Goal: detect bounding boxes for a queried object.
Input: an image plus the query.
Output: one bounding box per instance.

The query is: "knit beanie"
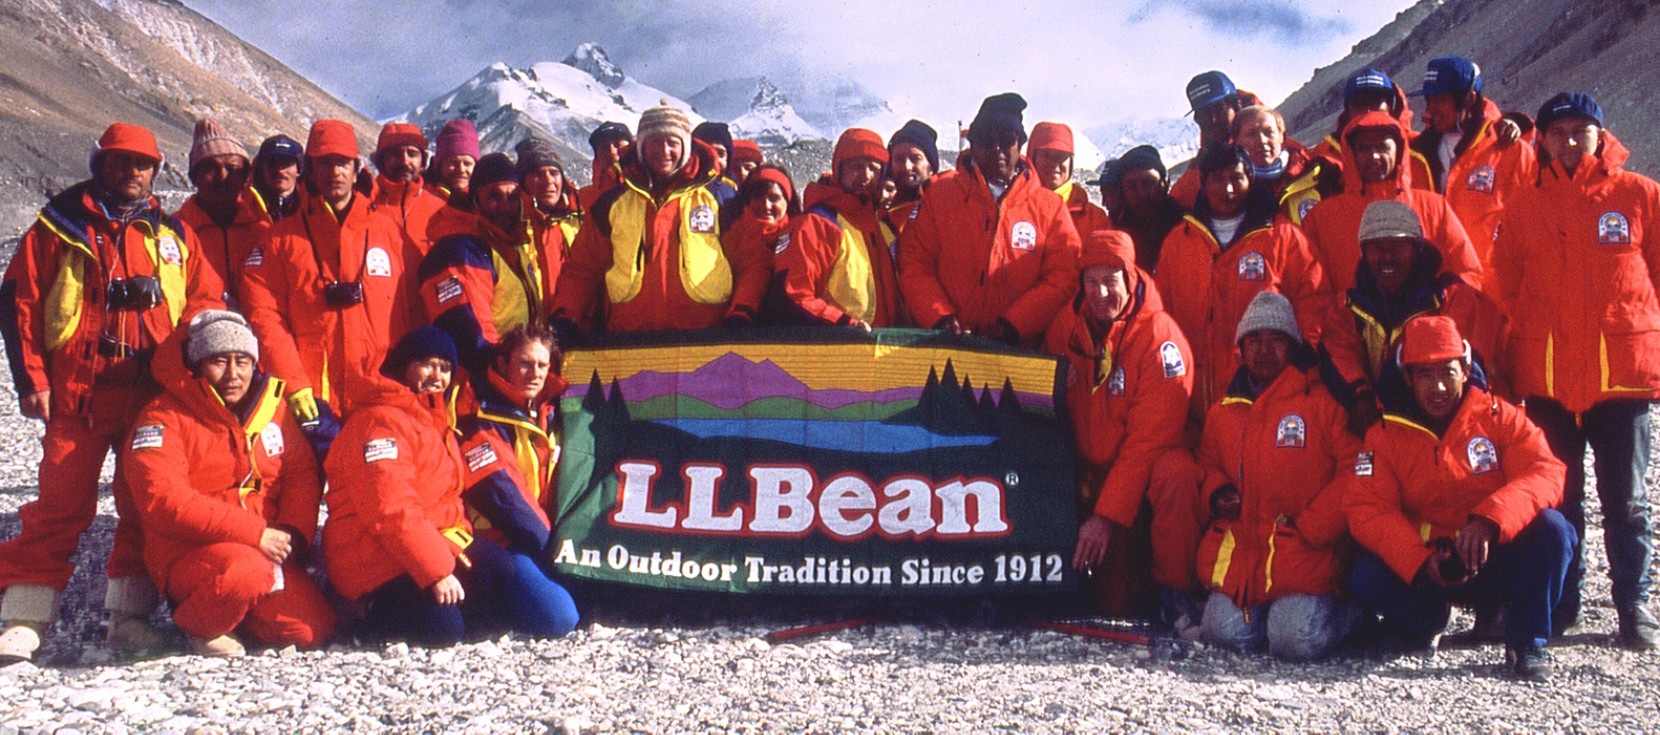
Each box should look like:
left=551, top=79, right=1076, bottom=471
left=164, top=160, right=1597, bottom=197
left=692, top=121, right=734, bottom=156
left=968, top=93, right=1027, bottom=145
left=185, top=310, right=259, bottom=365
left=889, top=119, right=940, bottom=172
left=832, top=128, right=889, bottom=173
left=589, top=121, right=633, bottom=153
left=637, top=104, right=693, bottom=166
left=471, top=152, right=518, bottom=191
left=1235, top=291, right=1301, bottom=346
left=1357, top=200, right=1424, bottom=242
left=375, top=122, right=428, bottom=159
left=380, top=326, right=459, bottom=379
left=1027, top=122, right=1074, bottom=156
left=434, top=119, right=480, bottom=162
left=731, top=139, right=763, bottom=167
left=1117, top=145, right=1167, bottom=181
left=306, top=120, right=359, bottom=160
left=515, top=138, right=564, bottom=179
left=188, top=119, right=248, bottom=174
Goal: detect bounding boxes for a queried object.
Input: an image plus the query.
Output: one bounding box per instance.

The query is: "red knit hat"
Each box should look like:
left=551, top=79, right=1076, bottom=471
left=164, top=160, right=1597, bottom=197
left=732, top=139, right=763, bottom=166
left=1079, top=229, right=1136, bottom=270
left=1027, top=122, right=1074, bottom=156
left=306, top=119, right=359, bottom=160
left=375, top=122, right=428, bottom=158
left=745, top=166, right=795, bottom=203
left=1400, top=316, right=1467, bottom=365
left=434, top=119, right=480, bottom=162
left=832, top=128, right=889, bottom=173
left=91, top=122, right=161, bottom=172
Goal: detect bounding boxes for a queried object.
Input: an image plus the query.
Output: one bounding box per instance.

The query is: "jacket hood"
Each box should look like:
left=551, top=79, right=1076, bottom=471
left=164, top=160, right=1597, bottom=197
left=802, top=177, right=880, bottom=231
left=1339, top=111, right=1412, bottom=196
left=1541, top=128, right=1630, bottom=182
left=475, top=366, right=570, bottom=418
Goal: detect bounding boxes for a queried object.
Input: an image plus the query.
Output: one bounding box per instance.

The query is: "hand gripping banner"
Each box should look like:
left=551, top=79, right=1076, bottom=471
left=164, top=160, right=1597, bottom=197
left=550, top=328, right=1078, bottom=595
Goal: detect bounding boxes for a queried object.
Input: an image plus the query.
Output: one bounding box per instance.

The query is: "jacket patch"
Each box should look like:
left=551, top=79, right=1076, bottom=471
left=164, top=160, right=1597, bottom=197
left=157, top=237, right=183, bottom=266
left=1238, top=251, right=1267, bottom=281
left=773, top=232, right=791, bottom=255
left=1599, top=212, right=1631, bottom=245
left=260, top=422, right=285, bottom=457
left=689, top=205, right=717, bottom=234
left=1276, top=414, right=1306, bottom=448
left=1296, top=197, right=1319, bottom=222
left=365, top=247, right=393, bottom=277
left=363, top=438, right=399, bottom=463
left=1465, top=165, right=1495, bottom=194
left=464, top=442, right=500, bottom=473
left=130, top=424, right=164, bottom=451
left=1106, top=365, right=1126, bottom=397
left=1159, top=341, right=1186, bottom=378
left=244, top=246, right=264, bottom=268
left=436, top=276, right=463, bottom=304
left=1467, top=437, right=1498, bottom=474
left=1010, top=221, right=1038, bottom=251
left=1355, top=450, right=1374, bottom=477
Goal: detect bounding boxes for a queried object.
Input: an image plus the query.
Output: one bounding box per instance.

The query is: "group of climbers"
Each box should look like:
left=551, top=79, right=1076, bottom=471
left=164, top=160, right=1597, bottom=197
left=0, top=54, right=1651, bottom=682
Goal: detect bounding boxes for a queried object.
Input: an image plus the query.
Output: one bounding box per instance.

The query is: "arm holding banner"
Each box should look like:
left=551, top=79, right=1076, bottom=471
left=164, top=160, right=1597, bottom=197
left=1092, top=313, right=1194, bottom=526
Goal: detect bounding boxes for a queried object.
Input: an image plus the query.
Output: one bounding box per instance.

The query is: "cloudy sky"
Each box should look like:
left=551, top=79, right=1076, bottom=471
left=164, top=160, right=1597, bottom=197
left=189, top=0, right=1418, bottom=127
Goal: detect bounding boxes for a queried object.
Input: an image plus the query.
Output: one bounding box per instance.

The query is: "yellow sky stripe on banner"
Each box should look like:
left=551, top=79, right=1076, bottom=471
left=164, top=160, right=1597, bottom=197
left=563, top=342, right=1061, bottom=394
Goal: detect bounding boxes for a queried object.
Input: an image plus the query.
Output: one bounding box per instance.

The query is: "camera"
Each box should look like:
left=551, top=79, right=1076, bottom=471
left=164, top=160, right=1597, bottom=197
left=105, top=276, right=163, bottom=312
left=322, top=280, right=365, bottom=308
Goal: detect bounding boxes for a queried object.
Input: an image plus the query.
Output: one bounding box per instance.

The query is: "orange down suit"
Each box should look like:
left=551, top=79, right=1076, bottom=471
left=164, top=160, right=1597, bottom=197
left=1411, top=98, right=1536, bottom=294
left=1197, top=365, right=1359, bottom=610
left=124, top=330, right=332, bottom=646
left=1495, top=131, right=1660, bottom=413
left=175, top=190, right=270, bottom=305
left=1343, top=387, right=1566, bottom=583
left=1302, top=112, right=1483, bottom=296
left=0, top=183, right=223, bottom=590
left=239, top=194, right=412, bottom=415
left=898, top=161, right=1081, bottom=346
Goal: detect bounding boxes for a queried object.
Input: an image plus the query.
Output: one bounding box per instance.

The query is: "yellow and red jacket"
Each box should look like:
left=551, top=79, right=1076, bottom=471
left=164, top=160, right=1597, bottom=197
left=1302, top=112, right=1483, bottom=296
left=323, top=378, right=468, bottom=599
left=1155, top=210, right=1331, bottom=413
left=124, top=326, right=321, bottom=589
left=898, top=159, right=1081, bottom=347
left=239, top=193, right=413, bottom=415
left=1495, top=130, right=1660, bottom=413
left=775, top=180, right=902, bottom=327
left=457, top=370, right=568, bottom=554
left=1062, top=268, right=1194, bottom=526
left=1411, top=99, right=1537, bottom=293
left=175, top=190, right=270, bottom=306
left=1196, top=363, right=1357, bottom=609
left=1343, top=386, right=1565, bottom=583
left=0, top=182, right=224, bottom=416
left=552, top=140, right=768, bottom=333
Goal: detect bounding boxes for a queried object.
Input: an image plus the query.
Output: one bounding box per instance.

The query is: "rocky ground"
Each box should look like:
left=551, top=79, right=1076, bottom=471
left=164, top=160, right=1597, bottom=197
left=0, top=353, right=1656, bottom=734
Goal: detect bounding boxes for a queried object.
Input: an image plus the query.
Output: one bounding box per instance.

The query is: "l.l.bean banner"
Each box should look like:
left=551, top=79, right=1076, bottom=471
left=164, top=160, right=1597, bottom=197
left=550, top=328, right=1078, bottom=595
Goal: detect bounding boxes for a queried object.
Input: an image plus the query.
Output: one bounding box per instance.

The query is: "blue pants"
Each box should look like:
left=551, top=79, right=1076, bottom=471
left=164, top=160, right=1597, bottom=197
left=1526, top=397, right=1654, bottom=614
left=1201, top=592, right=1357, bottom=660
left=1348, top=509, right=1577, bottom=650
left=365, top=537, right=579, bottom=646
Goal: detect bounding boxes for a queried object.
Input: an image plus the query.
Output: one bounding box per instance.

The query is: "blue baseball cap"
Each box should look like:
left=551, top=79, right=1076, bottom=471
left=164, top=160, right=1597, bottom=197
left=1345, top=68, right=1394, bottom=100
left=1185, top=71, right=1237, bottom=114
left=1536, top=92, right=1604, bottom=130
left=1414, top=56, right=1482, bottom=97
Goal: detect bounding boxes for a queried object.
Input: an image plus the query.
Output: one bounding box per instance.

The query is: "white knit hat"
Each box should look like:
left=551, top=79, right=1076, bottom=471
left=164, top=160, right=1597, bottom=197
left=1235, top=291, right=1302, bottom=346
left=1358, top=200, right=1424, bottom=242
left=185, top=310, right=259, bottom=365
left=637, top=102, right=692, bottom=169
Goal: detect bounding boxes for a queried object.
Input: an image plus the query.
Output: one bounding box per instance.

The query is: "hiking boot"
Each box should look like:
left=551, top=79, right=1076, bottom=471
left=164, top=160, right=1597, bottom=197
left=1617, top=605, right=1659, bottom=651
left=1506, top=645, right=1552, bottom=682
left=1553, top=605, right=1584, bottom=638
left=1469, top=602, right=1505, bottom=643
left=185, top=634, right=246, bottom=657
left=106, top=614, right=167, bottom=654
left=0, top=624, right=42, bottom=663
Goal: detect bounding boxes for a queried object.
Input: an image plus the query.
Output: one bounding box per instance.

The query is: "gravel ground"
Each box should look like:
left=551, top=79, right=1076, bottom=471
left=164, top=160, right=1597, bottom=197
left=0, top=353, right=1657, bottom=734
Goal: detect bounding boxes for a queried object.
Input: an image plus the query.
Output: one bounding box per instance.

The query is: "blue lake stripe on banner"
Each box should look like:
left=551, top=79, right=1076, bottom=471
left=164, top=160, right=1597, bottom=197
left=648, top=418, right=1000, bottom=452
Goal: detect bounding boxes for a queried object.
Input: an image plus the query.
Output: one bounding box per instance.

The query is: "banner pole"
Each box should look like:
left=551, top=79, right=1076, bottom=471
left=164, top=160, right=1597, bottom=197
left=765, top=617, right=880, bottom=644
left=1024, top=620, right=1151, bottom=646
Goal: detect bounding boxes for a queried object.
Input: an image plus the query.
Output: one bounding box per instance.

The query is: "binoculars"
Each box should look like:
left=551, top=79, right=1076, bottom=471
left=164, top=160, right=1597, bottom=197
left=104, top=276, right=163, bottom=312
left=323, top=280, right=365, bottom=308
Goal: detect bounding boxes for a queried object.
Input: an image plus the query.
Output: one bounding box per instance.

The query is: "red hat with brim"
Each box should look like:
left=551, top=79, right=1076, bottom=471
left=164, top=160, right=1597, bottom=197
left=307, top=119, right=359, bottom=160
left=1080, top=229, right=1136, bottom=271
left=832, top=128, right=889, bottom=173
left=92, top=122, right=162, bottom=171
left=1400, top=315, right=1467, bottom=365
left=1027, top=121, right=1074, bottom=156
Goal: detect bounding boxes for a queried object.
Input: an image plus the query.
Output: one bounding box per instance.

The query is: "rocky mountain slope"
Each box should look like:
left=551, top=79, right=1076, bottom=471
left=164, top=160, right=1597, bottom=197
left=1278, top=0, right=1660, bottom=173
left=0, top=0, right=377, bottom=232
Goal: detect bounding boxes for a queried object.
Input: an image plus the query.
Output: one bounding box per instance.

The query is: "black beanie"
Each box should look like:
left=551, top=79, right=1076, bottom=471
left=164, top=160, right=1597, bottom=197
left=588, top=121, right=633, bottom=153
left=692, top=122, right=734, bottom=154
left=968, top=93, right=1027, bottom=145
left=381, top=326, right=459, bottom=380
left=888, top=119, right=940, bottom=172
left=515, top=138, right=564, bottom=179
left=1117, top=144, right=1167, bottom=181
left=471, top=152, right=517, bottom=191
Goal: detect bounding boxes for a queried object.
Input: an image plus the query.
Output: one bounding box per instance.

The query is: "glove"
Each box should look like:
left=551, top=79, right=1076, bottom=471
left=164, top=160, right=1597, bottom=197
left=722, top=312, right=753, bottom=330
left=288, top=388, right=320, bottom=422
left=551, top=315, right=582, bottom=346
left=984, top=318, right=1022, bottom=346
left=933, top=315, right=963, bottom=336
left=1208, top=483, right=1242, bottom=522
left=298, top=398, right=343, bottom=460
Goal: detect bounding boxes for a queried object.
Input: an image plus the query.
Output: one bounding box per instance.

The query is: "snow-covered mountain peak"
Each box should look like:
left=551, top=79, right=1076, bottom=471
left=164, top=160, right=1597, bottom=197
left=562, top=42, right=625, bottom=87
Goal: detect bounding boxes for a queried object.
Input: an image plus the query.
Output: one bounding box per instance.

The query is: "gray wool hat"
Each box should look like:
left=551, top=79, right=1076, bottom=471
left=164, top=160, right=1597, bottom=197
left=1358, top=199, right=1424, bottom=242
left=186, top=310, right=259, bottom=365
left=1235, top=291, right=1302, bottom=346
